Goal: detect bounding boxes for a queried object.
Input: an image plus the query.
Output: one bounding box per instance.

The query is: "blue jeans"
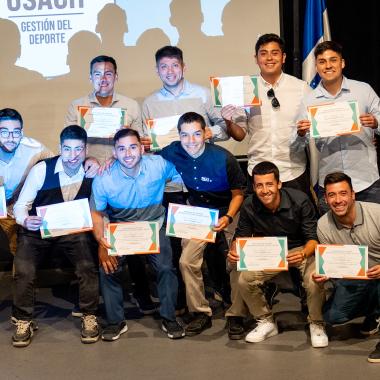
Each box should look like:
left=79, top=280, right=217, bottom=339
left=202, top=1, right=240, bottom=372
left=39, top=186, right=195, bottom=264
left=323, top=279, right=380, bottom=324
left=100, top=227, right=178, bottom=324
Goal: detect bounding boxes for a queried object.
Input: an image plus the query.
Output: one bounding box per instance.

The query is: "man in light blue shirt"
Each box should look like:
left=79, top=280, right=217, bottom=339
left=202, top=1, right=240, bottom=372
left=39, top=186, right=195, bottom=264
left=293, top=41, right=380, bottom=214
left=91, top=128, right=185, bottom=340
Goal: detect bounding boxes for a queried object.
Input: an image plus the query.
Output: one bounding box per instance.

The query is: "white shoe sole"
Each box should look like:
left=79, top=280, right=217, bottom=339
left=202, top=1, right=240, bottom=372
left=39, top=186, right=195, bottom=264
left=245, top=328, right=278, bottom=343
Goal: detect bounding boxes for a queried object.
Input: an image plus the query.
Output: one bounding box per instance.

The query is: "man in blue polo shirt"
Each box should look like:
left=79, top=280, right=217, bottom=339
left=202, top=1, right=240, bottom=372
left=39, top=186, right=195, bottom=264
left=91, top=128, right=184, bottom=340
left=160, top=112, right=246, bottom=336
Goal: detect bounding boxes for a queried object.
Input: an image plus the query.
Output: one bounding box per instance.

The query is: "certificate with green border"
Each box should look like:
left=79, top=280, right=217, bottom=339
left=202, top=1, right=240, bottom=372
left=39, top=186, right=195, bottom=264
left=107, top=221, right=160, bottom=256
left=237, top=237, right=288, bottom=272
left=147, top=114, right=180, bottom=151
left=315, top=244, right=368, bottom=279
left=0, top=186, right=6, bottom=219
left=166, top=203, right=218, bottom=242
left=77, top=106, right=126, bottom=138
left=210, top=75, right=260, bottom=107
left=308, top=100, right=361, bottom=138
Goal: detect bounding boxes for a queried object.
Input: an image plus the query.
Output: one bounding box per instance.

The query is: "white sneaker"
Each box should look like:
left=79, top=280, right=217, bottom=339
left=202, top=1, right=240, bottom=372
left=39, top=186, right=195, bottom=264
left=309, top=322, right=328, bottom=348
left=245, top=318, right=278, bottom=343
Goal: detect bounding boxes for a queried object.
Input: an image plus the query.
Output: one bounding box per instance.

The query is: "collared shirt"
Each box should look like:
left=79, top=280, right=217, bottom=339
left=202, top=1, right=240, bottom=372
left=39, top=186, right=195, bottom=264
left=91, top=155, right=182, bottom=223
left=317, top=201, right=380, bottom=266
left=0, top=137, right=52, bottom=216
left=292, top=77, right=380, bottom=191
left=232, top=73, right=311, bottom=181
left=234, top=188, right=318, bottom=249
left=14, top=157, right=85, bottom=225
left=142, top=80, right=228, bottom=142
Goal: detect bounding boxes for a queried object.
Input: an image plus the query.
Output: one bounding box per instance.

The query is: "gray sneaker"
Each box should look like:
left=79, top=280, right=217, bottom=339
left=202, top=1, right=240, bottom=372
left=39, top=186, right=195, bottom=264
left=102, top=321, right=128, bottom=341
left=81, top=315, right=100, bottom=344
left=12, top=320, right=37, bottom=347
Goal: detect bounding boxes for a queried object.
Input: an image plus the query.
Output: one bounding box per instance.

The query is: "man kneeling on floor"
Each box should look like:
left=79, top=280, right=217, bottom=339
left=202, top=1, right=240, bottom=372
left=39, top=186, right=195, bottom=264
left=226, top=161, right=328, bottom=347
left=313, top=172, right=380, bottom=363
left=12, top=125, right=100, bottom=347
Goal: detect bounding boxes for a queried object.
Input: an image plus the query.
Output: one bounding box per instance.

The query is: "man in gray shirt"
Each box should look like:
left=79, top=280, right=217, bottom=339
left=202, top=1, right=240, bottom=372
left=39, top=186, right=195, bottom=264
left=315, top=172, right=380, bottom=363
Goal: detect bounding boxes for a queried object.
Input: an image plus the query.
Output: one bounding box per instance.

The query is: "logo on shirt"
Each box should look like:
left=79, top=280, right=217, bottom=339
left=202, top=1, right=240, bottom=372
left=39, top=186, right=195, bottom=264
left=201, top=177, right=212, bottom=183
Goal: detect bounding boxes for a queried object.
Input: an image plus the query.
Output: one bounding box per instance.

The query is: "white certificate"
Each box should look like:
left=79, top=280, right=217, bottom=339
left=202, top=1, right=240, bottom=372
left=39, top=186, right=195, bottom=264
left=36, top=198, right=93, bottom=239
left=0, top=186, right=6, bottom=218
left=210, top=75, right=260, bottom=107
left=237, top=237, right=288, bottom=272
left=77, top=106, right=126, bottom=138
left=107, top=221, right=160, bottom=256
left=315, top=244, right=368, bottom=279
left=308, top=100, right=361, bottom=138
left=147, top=115, right=180, bottom=150
left=166, top=203, right=219, bottom=242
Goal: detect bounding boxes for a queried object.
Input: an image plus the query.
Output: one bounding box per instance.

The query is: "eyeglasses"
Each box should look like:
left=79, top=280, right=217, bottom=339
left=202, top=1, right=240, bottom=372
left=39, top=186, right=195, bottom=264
left=267, top=88, right=280, bottom=109
left=0, top=128, right=22, bottom=138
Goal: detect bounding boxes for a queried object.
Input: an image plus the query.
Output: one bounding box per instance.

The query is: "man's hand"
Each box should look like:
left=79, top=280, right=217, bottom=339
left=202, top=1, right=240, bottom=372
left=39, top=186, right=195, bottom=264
left=84, top=157, right=100, bottom=178
left=204, top=127, right=213, bottom=140
left=286, top=250, right=305, bottom=266
left=227, top=241, right=239, bottom=264
left=312, top=273, right=329, bottom=284
left=360, top=113, right=378, bottom=129
left=367, top=264, right=380, bottom=279
left=98, top=237, right=119, bottom=274
left=141, top=136, right=152, bottom=152
left=296, top=119, right=311, bottom=137
left=213, top=215, right=230, bottom=232
left=221, top=105, right=238, bottom=122
left=98, top=157, right=116, bottom=175
left=23, top=216, right=43, bottom=231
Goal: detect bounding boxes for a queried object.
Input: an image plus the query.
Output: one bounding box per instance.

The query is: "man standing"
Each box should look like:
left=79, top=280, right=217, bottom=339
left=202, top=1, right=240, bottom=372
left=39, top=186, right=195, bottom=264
left=160, top=112, right=245, bottom=336
left=314, top=172, right=380, bottom=363
left=91, top=129, right=184, bottom=340
left=65, top=55, right=143, bottom=162
left=294, top=41, right=380, bottom=214
left=12, top=126, right=99, bottom=347
left=227, top=161, right=327, bottom=348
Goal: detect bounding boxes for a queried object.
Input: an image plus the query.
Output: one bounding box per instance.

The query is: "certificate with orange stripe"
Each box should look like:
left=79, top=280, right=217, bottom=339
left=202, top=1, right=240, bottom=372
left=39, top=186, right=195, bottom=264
left=237, top=237, right=288, bottom=272
left=0, top=186, right=6, bottom=218
left=166, top=203, right=218, bottom=242
left=315, top=244, right=368, bottom=279
left=147, top=114, right=181, bottom=151
left=107, top=221, right=160, bottom=256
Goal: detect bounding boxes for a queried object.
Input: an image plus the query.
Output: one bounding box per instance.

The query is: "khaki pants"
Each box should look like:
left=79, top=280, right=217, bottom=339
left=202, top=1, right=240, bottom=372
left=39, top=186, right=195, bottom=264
left=0, top=217, right=17, bottom=255
left=227, top=248, right=325, bottom=322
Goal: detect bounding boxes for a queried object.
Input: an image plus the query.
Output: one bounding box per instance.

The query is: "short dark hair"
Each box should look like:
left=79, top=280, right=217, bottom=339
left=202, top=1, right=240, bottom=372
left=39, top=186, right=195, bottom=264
left=60, top=125, right=87, bottom=145
left=0, top=108, right=23, bottom=128
left=252, top=161, right=280, bottom=183
left=177, top=112, right=206, bottom=132
left=90, top=55, right=117, bottom=73
left=314, top=41, right=343, bottom=59
left=255, top=33, right=285, bottom=55
left=324, top=172, right=353, bottom=191
left=113, top=128, right=141, bottom=145
left=155, top=45, right=183, bottom=65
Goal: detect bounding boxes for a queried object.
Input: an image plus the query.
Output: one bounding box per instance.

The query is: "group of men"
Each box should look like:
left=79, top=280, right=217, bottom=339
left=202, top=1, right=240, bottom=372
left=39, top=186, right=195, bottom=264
left=0, top=33, right=379, bottom=363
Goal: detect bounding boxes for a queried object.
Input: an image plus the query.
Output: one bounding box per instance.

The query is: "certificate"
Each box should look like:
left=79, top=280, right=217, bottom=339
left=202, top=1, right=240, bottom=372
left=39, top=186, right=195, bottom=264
left=237, top=237, right=288, bottom=272
left=166, top=203, right=219, bottom=242
left=147, top=114, right=181, bottom=150
left=36, top=198, right=93, bottom=239
left=315, top=244, right=368, bottom=279
left=210, top=75, right=260, bottom=107
left=308, top=100, right=361, bottom=138
left=77, top=106, right=126, bottom=138
left=107, top=221, right=160, bottom=256
left=0, top=186, right=6, bottom=218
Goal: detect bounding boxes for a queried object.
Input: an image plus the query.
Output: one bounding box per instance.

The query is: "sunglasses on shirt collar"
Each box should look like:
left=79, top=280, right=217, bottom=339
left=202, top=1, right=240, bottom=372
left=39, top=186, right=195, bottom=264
left=267, top=88, right=280, bottom=109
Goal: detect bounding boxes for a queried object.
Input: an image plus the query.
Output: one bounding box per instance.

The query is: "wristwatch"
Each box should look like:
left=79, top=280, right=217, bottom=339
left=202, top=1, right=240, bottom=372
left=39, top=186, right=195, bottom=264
left=225, top=214, right=234, bottom=224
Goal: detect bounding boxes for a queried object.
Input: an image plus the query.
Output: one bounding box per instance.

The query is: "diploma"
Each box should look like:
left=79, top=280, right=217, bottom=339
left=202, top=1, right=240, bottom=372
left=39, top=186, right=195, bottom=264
left=210, top=75, right=260, bottom=107
left=315, top=244, right=368, bottom=279
left=147, top=114, right=181, bottom=150
left=77, top=106, right=126, bottom=138
left=308, top=100, right=361, bottom=138
left=36, top=198, right=93, bottom=239
left=0, top=186, right=6, bottom=218
left=166, top=203, right=219, bottom=242
left=237, top=237, right=288, bottom=272
left=106, top=221, right=160, bottom=256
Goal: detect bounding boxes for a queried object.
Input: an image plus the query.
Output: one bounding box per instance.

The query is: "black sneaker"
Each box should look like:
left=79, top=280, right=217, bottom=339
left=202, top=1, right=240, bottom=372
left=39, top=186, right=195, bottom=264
left=185, top=313, right=212, bottom=337
left=368, top=342, right=380, bottom=363
left=226, top=316, right=245, bottom=340
left=360, top=316, right=380, bottom=336
left=12, top=320, right=37, bottom=347
left=161, top=318, right=185, bottom=339
left=81, top=315, right=100, bottom=343
left=72, top=305, right=83, bottom=318
left=101, top=321, right=128, bottom=341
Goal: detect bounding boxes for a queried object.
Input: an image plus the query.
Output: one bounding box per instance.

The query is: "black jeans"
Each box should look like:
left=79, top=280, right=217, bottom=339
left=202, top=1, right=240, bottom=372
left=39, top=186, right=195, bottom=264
left=12, top=228, right=99, bottom=320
